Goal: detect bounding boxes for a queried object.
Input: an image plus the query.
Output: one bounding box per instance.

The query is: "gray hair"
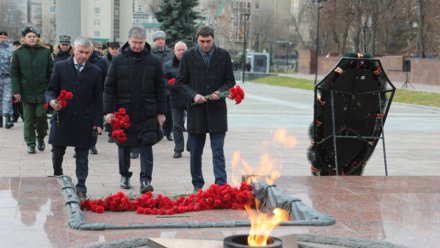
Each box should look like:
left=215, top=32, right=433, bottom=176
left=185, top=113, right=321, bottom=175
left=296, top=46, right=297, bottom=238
left=174, top=41, right=187, bottom=48
left=128, top=25, right=146, bottom=39
left=73, top=36, right=93, bottom=48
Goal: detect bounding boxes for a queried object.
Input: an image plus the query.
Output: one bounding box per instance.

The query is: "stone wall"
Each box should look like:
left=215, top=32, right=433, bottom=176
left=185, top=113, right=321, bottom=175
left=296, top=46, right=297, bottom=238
left=298, top=50, right=440, bottom=86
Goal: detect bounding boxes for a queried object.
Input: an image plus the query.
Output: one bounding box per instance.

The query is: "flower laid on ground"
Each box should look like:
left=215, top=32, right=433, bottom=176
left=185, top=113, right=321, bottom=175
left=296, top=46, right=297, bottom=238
left=110, top=107, right=131, bottom=143
left=52, top=90, right=74, bottom=126
left=80, top=182, right=254, bottom=215
left=194, top=85, right=245, bottom=105
left=168, top=78, right=176, bottom=86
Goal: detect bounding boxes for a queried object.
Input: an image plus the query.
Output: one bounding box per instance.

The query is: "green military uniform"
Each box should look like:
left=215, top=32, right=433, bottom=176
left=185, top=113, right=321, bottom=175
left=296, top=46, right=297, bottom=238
left=11, top=42, right=53, bottom=149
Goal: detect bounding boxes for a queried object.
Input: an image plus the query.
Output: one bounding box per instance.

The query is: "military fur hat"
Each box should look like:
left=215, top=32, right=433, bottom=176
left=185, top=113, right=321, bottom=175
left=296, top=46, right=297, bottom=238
left=0, top=31, right=7, bottom=36
left=152, top=31, right=166, bottom=41
left=21, top=26, right=39, bottom=37
left=59, top=35, right=71, bottom=44
left=107, top=41, right=120, bottom=48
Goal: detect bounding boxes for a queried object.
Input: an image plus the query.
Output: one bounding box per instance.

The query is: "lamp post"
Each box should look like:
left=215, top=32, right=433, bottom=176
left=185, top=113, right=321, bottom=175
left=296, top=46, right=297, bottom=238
left=312, top=0, right=326, bottom=85
left=242, top=12, right=250, bottom=83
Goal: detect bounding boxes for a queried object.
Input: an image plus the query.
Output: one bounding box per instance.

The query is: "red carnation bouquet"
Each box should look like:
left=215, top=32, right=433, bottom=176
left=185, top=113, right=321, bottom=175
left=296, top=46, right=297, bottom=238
left=228, top=85, right=245, bottom=104
left=194, top=85, right=245, bottom=105
left=110, top=107, right=131, bottom=143
left=50, top=90, right=74, bottom=126
left=80, top=182, right=254, bottom=215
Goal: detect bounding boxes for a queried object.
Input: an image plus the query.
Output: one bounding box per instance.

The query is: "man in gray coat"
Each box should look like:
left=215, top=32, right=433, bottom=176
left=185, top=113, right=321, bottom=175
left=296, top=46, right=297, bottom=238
left=176, top=26, right=236, bottom=193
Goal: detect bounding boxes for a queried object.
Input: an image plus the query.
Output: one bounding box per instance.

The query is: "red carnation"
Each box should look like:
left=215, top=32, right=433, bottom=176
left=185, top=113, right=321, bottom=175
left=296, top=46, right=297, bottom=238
left=168, top=78, right=176, bottom=86
left=110, top=108, right=131, bottom=143
left=52, top=89, right=74, bottom=127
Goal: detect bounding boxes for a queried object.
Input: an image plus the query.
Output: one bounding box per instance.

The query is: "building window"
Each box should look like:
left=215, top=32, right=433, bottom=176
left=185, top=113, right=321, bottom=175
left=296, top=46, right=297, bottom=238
left=94, top=31, right=100, bottom=37
left=94, top=8, right=100, bottom=14
left=94, top=19, right=100, bottom=26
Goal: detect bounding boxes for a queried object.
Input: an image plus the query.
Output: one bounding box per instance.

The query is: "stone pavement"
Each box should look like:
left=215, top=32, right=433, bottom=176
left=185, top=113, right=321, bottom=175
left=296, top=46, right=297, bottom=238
left=0, top=81, right=439, bottom=247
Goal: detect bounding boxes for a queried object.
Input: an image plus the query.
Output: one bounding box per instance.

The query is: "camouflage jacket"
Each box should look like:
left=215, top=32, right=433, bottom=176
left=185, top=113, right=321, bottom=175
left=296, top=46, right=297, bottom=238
left=0, top=42, right=12, bottom=76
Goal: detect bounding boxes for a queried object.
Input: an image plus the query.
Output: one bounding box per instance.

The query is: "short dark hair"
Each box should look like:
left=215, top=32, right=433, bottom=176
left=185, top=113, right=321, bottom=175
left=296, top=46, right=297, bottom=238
left=196, top=26, right=214, bottom=38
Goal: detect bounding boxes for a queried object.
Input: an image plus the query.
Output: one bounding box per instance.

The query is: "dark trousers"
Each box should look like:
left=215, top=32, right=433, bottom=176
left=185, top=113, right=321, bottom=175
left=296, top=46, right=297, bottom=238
left=12, top=101, right=23, bottom=121
left=163, top=95, right=173, bottom=136
left=89, top=134, right=97, bottom=149
left=189, top=132, right=226, bottom=188
left=118, top=145, right=153, bottom=183
left=52, top=145, right=89, bottom=193
left=171, top=107, right=186, bottom=152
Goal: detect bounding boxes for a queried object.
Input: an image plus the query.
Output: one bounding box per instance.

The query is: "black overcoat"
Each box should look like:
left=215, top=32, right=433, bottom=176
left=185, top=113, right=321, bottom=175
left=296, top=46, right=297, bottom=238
left=103, top=42, right=166, bottom=146
left=45, top=58, right=103, bottom=148
left=163, top=56, right=188, bottom=109
left=176, top=46, right=236, bottom=134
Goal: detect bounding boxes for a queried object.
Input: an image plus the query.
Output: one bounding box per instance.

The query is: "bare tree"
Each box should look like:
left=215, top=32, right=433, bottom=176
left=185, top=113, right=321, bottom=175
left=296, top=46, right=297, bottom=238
left=0, top=0, right=25, bottom=40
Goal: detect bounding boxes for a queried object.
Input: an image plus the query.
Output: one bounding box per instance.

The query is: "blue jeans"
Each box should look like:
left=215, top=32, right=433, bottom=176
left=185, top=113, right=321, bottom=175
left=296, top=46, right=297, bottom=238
left=118, top=145, right=153, bottom=183
left=189, top=132, right=226, bottom=188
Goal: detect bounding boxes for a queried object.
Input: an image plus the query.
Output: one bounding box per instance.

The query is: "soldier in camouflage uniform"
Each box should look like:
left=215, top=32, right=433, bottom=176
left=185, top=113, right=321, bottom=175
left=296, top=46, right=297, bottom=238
left=0, top=31, right=14, bottom=129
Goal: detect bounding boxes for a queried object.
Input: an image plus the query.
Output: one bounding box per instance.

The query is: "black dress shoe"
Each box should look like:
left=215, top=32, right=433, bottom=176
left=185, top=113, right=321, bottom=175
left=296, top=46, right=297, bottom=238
left=193, top=187, right=202, bottom=194
left=27, top=146, right=36, bottom=154
left=140, top=181, right=154, bottom=194
left=166, top=134, right=173, bottom=141
left=77, top=192, right=88, bottom=201
left=37, top=140, right=45, bottom=151
left=120, top=176, right=132, bottom=189
left=173, top=151, right=182, bottom=158
left=90, top=146, right=98, bottom=155
left=12, top=115, right=19, bottom=123
left=130, top=152, right=139, bottom=159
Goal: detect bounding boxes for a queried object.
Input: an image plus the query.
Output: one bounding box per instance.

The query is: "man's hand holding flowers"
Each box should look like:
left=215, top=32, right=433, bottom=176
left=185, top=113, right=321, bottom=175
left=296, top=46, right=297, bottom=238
left=49, top=99, right=63, bottom=111
left=193, top=94, right=208, bottom=104
left=193, top=85, right=244, bottom=105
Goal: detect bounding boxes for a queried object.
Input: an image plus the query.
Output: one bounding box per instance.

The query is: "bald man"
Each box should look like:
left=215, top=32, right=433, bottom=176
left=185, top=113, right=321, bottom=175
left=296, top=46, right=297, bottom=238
left=163, top=41, right=188, bottom=159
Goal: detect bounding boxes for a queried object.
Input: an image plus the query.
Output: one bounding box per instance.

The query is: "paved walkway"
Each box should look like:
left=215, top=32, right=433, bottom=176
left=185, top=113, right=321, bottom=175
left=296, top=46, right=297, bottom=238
left=0, top=81, right=439, bottom=247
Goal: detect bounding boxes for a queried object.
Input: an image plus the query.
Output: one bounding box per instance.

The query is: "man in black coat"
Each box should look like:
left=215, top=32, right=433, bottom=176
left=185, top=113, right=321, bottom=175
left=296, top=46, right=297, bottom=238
left=46, top=37, right=103, bottom=201
left=103, top=25, right=166, bottom=194
left=176, top=26, right=236, bottom=192
left=151, top=30, right=174, bottom=142
left=163, top=41, right=188, bottom=159
left=87, top=48, right=108, bottom=155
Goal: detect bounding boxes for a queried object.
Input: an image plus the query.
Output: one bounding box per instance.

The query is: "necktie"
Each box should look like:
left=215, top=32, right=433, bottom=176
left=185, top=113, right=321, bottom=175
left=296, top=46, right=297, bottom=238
left=75, top=64, right=83, bottom=75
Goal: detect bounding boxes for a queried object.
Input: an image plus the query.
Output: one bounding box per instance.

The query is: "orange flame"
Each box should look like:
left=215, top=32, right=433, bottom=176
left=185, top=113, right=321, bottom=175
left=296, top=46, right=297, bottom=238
left=231, top=151, right=280, bottom=186
left=273, top=128, right=298, bottom=148
left=231, top=129, right=297, bottom=187
left=245, top=202, right=290, bottom=246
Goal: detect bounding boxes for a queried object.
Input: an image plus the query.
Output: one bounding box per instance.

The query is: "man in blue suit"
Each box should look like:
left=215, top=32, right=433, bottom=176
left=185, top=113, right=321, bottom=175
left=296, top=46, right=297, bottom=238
left=46, top=36, right=103, bottom=200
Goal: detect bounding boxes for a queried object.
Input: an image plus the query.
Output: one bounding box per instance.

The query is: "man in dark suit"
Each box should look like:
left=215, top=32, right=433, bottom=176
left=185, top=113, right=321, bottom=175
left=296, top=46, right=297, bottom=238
left=176, top=26, right=236, bottom=193
left=103, top=25, right=166, bottom=194
left=46, top=36, right=103, bottom=201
